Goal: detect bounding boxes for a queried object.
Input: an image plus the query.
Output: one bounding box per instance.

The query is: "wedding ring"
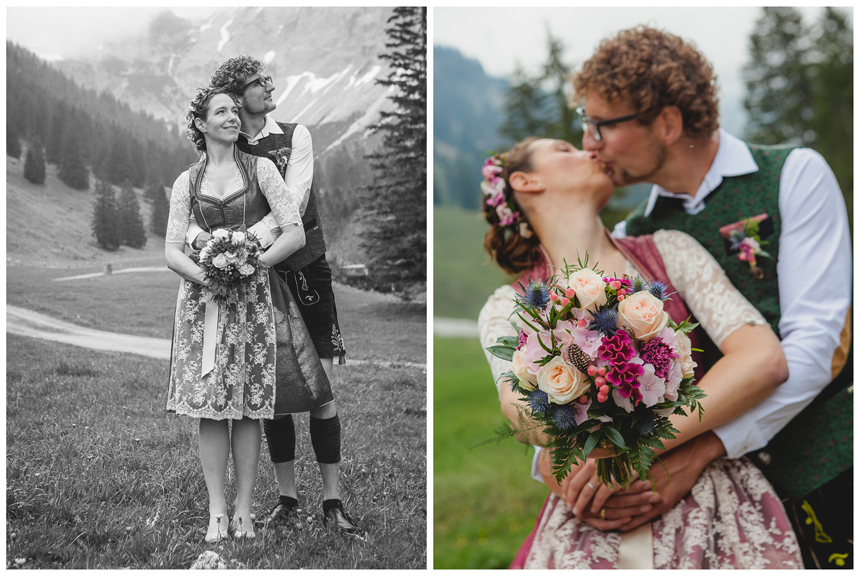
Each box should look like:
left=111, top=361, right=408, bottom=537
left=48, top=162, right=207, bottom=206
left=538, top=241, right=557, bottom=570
left=600, top=508, right=606, bottom=520
left=586, top=481, right=597, bottom=491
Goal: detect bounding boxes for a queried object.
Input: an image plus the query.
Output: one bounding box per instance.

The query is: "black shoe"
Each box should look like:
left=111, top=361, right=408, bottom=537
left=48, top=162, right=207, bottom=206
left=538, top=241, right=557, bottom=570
left=268, top=501, right=296, bottom=524
left=323, top=506, right=358, bottom=533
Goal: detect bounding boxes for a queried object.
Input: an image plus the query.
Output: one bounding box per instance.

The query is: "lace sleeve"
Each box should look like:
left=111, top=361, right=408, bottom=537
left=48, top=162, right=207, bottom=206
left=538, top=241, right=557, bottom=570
left=478, top=285, right=519, bottom=396
left=165, top=171, right=192, bottom=244
left=653, top=229, right=766, bottom=348
left=257, top=158, right=302, bottom=229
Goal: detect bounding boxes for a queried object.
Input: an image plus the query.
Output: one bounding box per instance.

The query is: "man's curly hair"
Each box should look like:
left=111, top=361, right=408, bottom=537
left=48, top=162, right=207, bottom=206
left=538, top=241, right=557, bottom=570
left=572, top=26, right=719, bottom=137
left=209, top=55, right=265, bottom=96
left=185, top=87, right=239, bottom=152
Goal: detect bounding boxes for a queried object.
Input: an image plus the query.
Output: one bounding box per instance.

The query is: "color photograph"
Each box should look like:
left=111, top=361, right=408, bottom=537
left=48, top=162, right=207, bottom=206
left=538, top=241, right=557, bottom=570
left=433, top=6, right=852, bottom=569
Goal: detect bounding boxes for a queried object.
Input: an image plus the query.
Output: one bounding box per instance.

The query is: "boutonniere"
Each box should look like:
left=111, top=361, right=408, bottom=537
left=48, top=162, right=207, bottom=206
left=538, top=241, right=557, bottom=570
left=268, top=147, right=292, bottom=176
left=719, top=213, right=773, bottom=280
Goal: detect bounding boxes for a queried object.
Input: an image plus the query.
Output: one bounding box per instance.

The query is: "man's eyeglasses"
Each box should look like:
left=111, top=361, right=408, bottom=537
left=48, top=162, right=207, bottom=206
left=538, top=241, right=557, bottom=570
left=242, top=75, right=273, bottom=92
left=576, top=106, right=638, bottom=142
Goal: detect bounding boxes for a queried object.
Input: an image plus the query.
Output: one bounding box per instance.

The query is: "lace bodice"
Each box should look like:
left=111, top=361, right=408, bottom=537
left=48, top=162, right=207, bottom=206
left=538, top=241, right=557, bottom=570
left=478, top=230, right=767, bottom=393
left=166, top=156, right=301, bottom=244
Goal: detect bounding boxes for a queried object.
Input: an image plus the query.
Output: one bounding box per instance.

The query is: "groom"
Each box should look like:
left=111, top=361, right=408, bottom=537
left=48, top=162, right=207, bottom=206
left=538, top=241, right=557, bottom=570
left=185, top=55, right=356, bottom=533
left=537, top=27, right=851, bottom=569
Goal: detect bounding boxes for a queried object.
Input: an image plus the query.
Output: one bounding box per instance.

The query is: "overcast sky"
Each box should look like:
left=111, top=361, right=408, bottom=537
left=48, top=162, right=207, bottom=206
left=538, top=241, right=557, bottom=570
left=435, top=7, right=848, bottom=135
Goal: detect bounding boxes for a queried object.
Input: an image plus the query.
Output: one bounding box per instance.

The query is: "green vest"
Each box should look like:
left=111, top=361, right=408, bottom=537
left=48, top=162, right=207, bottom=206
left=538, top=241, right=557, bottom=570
left=625, top=143, right=852, bottom=499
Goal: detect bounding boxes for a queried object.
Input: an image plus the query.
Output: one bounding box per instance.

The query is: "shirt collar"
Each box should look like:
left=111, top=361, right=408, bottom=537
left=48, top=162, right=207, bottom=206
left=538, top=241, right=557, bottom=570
left=240, top=115, right=283, bottom=145
left=644, top=129, right=759, bottom=216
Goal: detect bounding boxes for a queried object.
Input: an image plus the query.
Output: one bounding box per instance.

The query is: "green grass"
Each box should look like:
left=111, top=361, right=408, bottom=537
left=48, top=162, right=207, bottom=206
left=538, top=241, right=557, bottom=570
left=433, top=205, right=513, bottom=320
left=433, top=337, right=547, bottom=569
left=6, top=288, right=426, bottom=568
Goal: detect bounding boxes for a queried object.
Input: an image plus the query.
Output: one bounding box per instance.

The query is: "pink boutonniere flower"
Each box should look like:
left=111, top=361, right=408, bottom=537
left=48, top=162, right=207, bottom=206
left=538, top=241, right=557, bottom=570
left=268, top=147, right=292, bottom=176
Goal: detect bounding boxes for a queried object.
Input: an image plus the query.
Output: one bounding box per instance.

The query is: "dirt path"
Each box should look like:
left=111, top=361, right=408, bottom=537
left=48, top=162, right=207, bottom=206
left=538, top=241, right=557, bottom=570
left=7, top=305, right=426, bottom=369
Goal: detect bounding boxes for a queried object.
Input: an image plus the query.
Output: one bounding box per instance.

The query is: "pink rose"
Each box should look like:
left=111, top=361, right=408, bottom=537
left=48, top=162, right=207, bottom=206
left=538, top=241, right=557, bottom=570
left=537, top=356, right=590, bottom=404
left=618, top=291, right=669, bottom=342
left=566, top=268, right=607, bottom=311
left=511, top=348, right=538, bottom=390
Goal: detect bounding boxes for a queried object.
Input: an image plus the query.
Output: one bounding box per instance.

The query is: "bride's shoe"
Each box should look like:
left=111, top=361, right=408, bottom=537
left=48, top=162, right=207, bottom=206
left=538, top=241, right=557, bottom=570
left=230, top=515, right=256, bottom=540
left=204, top=513, right=229, bottom=543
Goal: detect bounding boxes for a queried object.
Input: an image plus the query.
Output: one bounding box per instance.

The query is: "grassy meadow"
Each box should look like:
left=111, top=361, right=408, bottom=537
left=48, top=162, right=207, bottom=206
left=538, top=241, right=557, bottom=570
left=6, top=268, right=426, bottom=569
left=433, top=337, right=547, bottom=569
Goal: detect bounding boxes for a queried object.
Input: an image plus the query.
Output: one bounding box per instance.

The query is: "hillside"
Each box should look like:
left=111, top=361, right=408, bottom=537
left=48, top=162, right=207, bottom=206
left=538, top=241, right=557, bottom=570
left=6, top=154, right=166, bottom=269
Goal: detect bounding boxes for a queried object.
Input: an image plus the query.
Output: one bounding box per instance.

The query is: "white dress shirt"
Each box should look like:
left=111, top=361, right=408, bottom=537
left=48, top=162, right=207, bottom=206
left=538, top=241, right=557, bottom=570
left=529, top=129, right=851, bottom=481
left=185, top=116, right=314, bottom=249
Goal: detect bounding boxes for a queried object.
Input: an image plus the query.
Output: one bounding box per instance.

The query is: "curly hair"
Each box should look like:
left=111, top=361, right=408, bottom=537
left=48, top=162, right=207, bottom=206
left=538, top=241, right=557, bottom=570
left=483, top=137, right=543, bottom=276
left=209, top=55, right=264, bottom=96
left=185, top=87, right=238, bottom=152
left=572, top=26, right=719, bottom=137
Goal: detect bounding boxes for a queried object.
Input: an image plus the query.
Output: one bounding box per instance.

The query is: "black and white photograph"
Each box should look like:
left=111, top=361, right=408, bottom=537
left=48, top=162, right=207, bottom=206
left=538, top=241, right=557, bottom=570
left=7, top=6, right=426, bottom=569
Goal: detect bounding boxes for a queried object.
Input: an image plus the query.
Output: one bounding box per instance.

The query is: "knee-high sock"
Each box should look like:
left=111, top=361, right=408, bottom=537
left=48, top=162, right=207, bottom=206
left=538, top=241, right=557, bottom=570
left=310, top=414, right=341, bottom=464
left=263, top=414, right=296, bottom=463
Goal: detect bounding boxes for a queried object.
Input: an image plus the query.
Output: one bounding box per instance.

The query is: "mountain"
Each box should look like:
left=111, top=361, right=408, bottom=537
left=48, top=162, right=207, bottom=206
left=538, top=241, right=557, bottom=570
left=433, top=45, right=509, bottom=210
left=54, top=8, right=397, bottom=159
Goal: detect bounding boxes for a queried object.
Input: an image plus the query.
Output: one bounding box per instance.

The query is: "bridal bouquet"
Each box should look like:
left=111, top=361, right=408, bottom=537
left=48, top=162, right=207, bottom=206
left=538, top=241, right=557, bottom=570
left=488, top=257, right=706, bottom=488
left=195, top=229, right=263, bottom=303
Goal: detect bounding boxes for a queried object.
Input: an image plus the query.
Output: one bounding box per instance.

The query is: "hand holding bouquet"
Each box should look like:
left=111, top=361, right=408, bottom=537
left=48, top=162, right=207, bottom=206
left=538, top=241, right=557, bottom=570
left=488, top=257, right=705, bottom=489
left=195, top=229, right=263, bottom=303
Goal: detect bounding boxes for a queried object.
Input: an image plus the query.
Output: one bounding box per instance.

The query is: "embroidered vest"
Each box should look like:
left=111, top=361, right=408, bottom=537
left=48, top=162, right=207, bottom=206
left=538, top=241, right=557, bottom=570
left=624, top=144, right=852, bottom=498
left=187, top=148, right=271, bottom=232
left=236, top=122, right=326, bottom=272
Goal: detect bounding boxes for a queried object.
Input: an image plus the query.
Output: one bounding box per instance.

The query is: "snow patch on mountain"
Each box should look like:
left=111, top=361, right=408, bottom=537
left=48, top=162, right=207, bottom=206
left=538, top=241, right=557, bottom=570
left=217, top=19, right=233, bottom=52
left=324, top=91, right=390, bottom=153
left=355, top=65, right=381, bottom=86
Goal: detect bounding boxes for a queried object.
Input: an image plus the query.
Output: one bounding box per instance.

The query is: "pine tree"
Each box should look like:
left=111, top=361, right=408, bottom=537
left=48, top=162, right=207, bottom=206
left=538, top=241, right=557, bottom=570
left=117, top=180, right=147, bottom=248
left=23, top=141, right=46, bottom=184
left=7, top=123, right=21, bottom=159
left=149, top=182, right=170, bottom=238
left=92, top=179, right=121, bottom=250
left=58, top=123, right=89, bottom=190
left=361, top=7, right=426, bottom=285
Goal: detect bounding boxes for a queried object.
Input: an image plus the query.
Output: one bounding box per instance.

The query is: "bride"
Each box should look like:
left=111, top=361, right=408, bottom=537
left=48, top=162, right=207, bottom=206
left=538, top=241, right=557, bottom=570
left=478, top=137, right=802, bottom=568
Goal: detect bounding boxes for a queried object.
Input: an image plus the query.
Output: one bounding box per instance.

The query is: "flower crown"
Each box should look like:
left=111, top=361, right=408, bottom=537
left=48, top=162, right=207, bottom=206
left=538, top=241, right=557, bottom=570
left=482, top=153, right=532, bottom=237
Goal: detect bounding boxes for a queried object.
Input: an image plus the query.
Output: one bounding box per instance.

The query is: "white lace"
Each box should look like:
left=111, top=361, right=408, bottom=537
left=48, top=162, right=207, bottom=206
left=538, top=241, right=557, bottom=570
left=165, top=157, right=302, bottom=245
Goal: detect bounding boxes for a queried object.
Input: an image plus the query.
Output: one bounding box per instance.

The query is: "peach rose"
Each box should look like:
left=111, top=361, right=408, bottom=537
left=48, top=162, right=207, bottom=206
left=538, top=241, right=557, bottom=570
left=511, top=348, right=538, bottom=390
left=537, top=356, right=590, bottom=404
left=673, top=331, right=697, bottom=378
left=566, top=268, right=607, bottom=311
left=617, top=291, right=669, bottom=342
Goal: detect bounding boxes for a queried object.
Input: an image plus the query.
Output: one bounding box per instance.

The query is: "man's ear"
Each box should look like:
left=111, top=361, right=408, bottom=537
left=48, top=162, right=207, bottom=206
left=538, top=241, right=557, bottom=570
left=656, top=106, right=683, bottom=145
left=509, top=171, right=544, bottom=194
left=234, top=95, right=245, bottom=109
left=194, top=117, right=207, bottom=133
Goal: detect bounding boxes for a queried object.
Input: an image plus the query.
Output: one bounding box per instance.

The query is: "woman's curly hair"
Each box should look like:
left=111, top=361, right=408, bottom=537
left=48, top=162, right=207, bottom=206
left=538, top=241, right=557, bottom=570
left=185, top=87, right=238, bottom=152
left=483, top=137, right=543, bottom=276
left=209, top=55, right=265, bottom=95
left=572, top=26, right=719, bottom=137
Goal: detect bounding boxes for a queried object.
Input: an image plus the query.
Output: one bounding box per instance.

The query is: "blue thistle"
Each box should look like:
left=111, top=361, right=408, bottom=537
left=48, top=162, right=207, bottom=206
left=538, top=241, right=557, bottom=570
left=553, top=405, right=578, bottom=431
left=527, top=390, right=550, bottom=416
left=648, top=281, right=668, bottom=301
left=590, top=307, right=619, bottom=335
left=633, top=409, right=658, bottom=437
left=630, top=277, right=647, bottom=294
left=524, top=281, right=550, bottom=308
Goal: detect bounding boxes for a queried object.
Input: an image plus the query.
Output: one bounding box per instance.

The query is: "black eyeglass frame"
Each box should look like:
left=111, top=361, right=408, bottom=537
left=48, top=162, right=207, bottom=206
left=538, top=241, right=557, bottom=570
left=576, top=106, right=639, bottom=142
left=241, top=75, right=273, bottom=92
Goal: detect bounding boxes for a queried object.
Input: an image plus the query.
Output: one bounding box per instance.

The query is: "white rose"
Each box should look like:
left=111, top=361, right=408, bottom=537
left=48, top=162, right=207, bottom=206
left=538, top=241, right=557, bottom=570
left=673, top=331, right=697, bottom=379
left=212, top=254, right=229, bottom=269
left=511, top=349, right=538, bottom=390
left=617, top=291, right=670, bottom=342
left=537, top=356, right=590, bottom=405
left=231, top=231, right=246, bottom=245
left=238, top=263, right=256, bottom=277
left=212, top=229, right=229, bottom=240
left=566, top=268, right=607, bottom=311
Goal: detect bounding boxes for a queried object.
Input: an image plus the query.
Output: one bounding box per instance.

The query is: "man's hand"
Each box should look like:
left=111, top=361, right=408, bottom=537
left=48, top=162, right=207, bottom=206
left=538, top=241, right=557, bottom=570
left=193, top=231, right=212, bottom=251
left=581, top=432, right=726, bottom=532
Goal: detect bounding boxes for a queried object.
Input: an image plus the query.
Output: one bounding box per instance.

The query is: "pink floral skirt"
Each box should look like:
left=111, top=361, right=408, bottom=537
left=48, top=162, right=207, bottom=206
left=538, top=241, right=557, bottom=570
left=512, top=458, right=802, bottom=569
